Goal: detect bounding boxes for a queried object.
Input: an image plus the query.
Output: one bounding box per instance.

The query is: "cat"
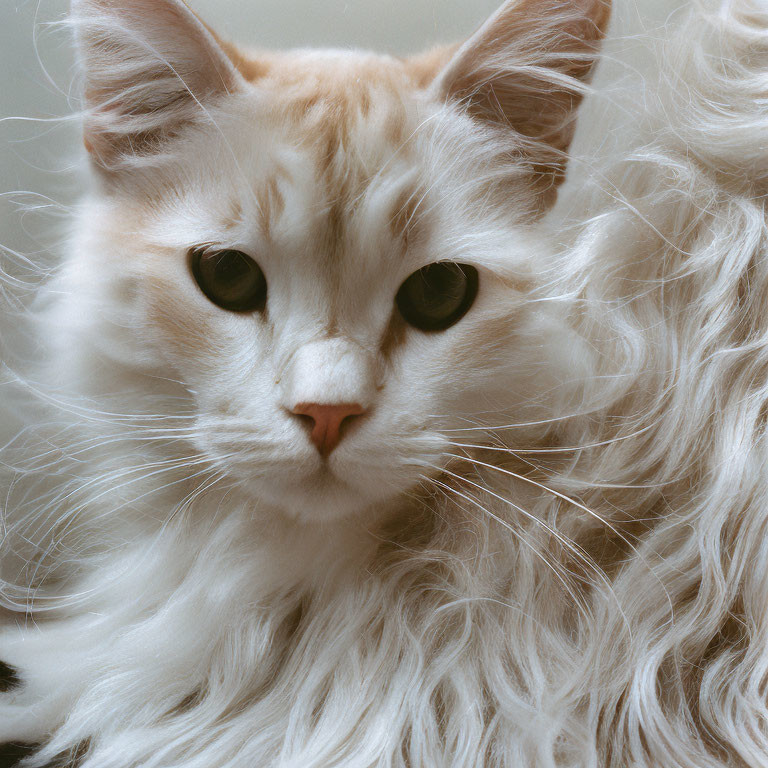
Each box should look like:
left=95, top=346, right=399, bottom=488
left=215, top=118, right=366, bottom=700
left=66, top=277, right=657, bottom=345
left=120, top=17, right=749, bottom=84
left=3, top=0, right=768, bottom=765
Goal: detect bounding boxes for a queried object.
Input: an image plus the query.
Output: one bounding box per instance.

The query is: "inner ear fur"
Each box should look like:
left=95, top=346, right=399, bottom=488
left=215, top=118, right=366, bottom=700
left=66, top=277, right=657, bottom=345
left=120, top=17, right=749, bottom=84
left=72, top=0, right=243, bottom=171
left=433, top=0, right=611, bottom=199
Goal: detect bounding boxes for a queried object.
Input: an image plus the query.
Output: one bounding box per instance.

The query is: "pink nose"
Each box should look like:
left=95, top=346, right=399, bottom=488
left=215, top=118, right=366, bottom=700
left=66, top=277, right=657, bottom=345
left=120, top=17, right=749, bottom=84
left=292, top=402, right=366, bottom=457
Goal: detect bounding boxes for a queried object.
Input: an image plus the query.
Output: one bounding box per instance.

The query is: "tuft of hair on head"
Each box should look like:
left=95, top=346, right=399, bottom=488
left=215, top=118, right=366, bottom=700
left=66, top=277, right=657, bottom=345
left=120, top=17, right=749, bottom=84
left=71, top=0, right=243, bottom=172
left=431, top=0, right=611, bottom=207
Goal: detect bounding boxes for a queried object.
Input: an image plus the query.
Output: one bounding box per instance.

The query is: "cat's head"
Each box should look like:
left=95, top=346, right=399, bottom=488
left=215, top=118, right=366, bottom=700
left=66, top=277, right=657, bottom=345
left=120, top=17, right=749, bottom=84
left=60, top=0, right=609, bottom=522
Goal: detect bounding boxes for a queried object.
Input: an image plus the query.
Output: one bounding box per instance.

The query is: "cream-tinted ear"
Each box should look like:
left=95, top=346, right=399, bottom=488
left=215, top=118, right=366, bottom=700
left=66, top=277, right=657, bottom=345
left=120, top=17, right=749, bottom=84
left=72, top=0, right=243, bottom=170
left=433, top=0, right=611, bottom=198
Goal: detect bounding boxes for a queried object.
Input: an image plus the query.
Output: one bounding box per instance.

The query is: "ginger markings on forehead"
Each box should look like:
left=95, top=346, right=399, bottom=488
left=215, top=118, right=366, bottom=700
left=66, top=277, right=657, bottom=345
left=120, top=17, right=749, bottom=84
left=221, top=200, right=244, bottom=233
left=168, top=55, right=427, bottom=261
left=231, top=49, right=433, bottom=262
left=389, top=183, right=427, bottom=246
left=256, top=174, right=287, bottom=243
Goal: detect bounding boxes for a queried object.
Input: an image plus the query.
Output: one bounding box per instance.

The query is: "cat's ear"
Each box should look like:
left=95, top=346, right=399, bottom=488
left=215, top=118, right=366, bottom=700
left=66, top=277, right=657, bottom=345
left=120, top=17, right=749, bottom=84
left=71, top=0, right=243, bottom=171
left=432, top=0, right=610, bottom=201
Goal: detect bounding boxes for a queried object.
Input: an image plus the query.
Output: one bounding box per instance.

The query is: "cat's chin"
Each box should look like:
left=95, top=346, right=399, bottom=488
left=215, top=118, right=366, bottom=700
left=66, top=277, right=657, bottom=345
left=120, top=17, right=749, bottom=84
left=241, top=466, right=403, bottom=524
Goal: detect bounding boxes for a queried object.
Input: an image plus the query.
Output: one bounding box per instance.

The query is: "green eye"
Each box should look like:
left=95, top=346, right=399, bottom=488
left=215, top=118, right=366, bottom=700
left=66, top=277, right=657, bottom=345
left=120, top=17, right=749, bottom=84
left=190, top=248, right=267, bottom=313
left=396, top=262, right=478, bottom=331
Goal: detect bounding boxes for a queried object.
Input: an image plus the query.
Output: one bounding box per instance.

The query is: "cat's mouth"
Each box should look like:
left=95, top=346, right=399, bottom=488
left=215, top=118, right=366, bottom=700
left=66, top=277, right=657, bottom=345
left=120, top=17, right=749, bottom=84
left=306, top=463, right=355, bottom=490
left=258, top=468, right=378, bottom=522
left=197, top=415, right=445, bottom=523
left=218, top=449, right=420, bottom=523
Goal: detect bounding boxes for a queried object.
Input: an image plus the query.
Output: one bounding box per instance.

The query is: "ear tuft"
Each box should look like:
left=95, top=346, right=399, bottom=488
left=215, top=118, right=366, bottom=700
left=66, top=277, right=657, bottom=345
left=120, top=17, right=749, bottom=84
left=71, top=0, right=242, bottom=171
left=433, top=0, right=611, bottom=200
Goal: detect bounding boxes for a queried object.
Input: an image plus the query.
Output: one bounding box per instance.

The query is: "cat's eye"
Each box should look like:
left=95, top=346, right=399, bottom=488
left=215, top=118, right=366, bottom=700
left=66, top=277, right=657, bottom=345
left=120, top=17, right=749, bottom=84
left=395, top=262, right=478, bottom=332
left=190, top=248, right=267, bottom=313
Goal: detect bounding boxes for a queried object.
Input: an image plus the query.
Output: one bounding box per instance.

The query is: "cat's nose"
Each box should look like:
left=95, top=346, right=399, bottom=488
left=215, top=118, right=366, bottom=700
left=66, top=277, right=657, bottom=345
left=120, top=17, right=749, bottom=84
left=291, top=402, right=366, bottom=457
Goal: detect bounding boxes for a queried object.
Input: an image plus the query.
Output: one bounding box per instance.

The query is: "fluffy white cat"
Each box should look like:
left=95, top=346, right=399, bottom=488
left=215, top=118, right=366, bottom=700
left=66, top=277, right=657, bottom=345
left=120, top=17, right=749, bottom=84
left=2, top=0, right=768, bottom=765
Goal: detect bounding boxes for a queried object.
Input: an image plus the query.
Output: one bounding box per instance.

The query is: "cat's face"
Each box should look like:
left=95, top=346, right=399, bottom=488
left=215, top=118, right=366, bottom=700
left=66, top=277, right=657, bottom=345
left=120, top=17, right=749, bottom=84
left=64, top=0, right=608, bottom=522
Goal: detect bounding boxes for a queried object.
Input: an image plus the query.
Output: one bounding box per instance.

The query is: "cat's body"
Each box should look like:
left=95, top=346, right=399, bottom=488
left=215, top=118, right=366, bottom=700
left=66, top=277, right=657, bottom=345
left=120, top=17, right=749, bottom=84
left=2, top=0, right=768, bottom=766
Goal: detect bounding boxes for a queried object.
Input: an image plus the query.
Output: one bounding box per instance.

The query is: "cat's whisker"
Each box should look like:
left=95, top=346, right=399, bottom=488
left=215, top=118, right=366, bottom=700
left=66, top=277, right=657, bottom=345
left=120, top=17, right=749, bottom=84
left=2, top=367, right=197, bottom=424
left=433, top=460, right=630, bottom=617
left=17, top=454, right=221, bottom=540
left=6, top=425, right=202, bottom=467
left=430, top=410, right=601, bottom=432
left=60, top=462, right=230, bottom=542
left=445, top=438, right=677, bottom=491
left=164, top=470, right=229, bottom=529
left=3, top=469, right=226, bottom=614
left=423, top=472, right=592, bottom=617
left=8, top=454, right=237, bottom=588
left=445, top=452, right=673, bottom=617
left=4, top=431, right=200, bottom=471
left=443, top=420, right=658, bottom=454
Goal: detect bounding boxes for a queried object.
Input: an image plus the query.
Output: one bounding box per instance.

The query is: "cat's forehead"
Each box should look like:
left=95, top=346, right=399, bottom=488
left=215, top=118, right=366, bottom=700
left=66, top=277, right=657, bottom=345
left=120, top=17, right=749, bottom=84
left=238, top=48, right=428, bottom=112
left=241, top=48, right=432, bottom=176
left=144, top=47, right=477, bottom=280
left=200, top=49, right=446, bottom=265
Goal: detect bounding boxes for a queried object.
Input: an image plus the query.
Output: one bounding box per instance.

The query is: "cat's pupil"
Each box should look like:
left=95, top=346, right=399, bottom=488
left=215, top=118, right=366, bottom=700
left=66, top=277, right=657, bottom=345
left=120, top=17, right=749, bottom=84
left=215, top=252, right=250, bottom=286
left=396, top=262, right=479, bottom=331
left=190, top=248, right=267, bottom=313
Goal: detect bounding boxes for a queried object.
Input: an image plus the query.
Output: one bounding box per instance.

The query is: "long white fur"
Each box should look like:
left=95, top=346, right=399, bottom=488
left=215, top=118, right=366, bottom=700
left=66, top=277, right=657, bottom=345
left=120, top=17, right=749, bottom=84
left=2, top=0, right=768, bottom=766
